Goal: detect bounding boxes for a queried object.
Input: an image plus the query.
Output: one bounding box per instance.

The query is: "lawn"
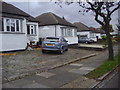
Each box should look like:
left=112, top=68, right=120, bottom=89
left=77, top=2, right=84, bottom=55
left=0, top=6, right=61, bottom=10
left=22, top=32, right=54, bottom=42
left=85, top=52, right=120, bottom=79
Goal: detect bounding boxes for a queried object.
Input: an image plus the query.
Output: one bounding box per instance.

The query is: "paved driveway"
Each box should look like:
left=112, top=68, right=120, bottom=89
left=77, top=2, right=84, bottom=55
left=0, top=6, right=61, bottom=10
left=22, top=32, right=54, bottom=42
left=2, top=48, right=99, bottom=83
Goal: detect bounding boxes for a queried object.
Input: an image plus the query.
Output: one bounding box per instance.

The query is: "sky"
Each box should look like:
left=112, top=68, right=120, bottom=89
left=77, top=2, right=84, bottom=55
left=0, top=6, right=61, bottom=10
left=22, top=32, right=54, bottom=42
left=3, top=0, right=119, bottom=31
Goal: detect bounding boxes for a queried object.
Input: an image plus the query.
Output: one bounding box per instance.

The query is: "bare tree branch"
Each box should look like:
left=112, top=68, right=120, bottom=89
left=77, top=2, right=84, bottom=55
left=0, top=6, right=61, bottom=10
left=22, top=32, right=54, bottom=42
left=95, top=12, right=104, bottom=26
left=110, top=2, right=120, bottom=15
left=110, top=4, right=120, bottom=15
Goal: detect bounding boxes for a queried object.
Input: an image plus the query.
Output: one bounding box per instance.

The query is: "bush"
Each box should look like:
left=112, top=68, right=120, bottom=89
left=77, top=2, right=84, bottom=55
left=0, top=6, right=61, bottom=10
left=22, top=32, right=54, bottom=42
left=112, top=39, right=116, bottom=43
left=102, top=35, right=107, bottom=40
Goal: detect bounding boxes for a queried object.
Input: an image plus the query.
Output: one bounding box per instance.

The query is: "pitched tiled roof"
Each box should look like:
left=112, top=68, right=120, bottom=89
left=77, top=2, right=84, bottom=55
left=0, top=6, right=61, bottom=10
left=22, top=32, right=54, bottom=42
left=1, top=1, right=38, bottom=22
left=89, top=27, right=105, bottom=34
left=73, top=22, right=90, bottom=32
left=36, top=12, right=76, bottom=27
left=1, top=1, right=29, bottom=17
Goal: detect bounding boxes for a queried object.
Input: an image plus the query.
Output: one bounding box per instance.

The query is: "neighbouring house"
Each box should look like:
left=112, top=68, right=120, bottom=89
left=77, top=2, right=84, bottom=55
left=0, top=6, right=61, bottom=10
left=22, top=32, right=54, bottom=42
left=73, top=22, right=97, bottom=42
left=89, top=27, right=105, bottom=40
left=0, top=1, right=39, bottom=52
left=36, top=12, right=78, bottom=45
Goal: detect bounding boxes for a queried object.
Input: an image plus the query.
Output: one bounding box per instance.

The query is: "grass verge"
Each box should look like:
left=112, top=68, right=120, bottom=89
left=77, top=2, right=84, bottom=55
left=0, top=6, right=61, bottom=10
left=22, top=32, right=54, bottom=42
left=85, top=52, right=120, bottom=79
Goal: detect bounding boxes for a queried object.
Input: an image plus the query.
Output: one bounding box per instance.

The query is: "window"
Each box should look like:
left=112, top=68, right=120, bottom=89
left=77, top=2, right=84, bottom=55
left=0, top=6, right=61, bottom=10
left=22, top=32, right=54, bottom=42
left=11, top=19, right=15, bottom=32
left=61, top=27, right=73, bottom=37
left=27, top=25, right=30, bottom=34
left=27, top=25, right=36, bottom=35
left=16, top=20, right=20, bottom=32
left=1, top=18, right=4, bottom=31
left=90, top=32, right=95, bottom=38
left=67, top=29, right=72, bottom=36
left=6, top=19, right=10, bottom=31
left=74, top=29, right=77, bottom=37
left=3, top=18, right=22, bottom=32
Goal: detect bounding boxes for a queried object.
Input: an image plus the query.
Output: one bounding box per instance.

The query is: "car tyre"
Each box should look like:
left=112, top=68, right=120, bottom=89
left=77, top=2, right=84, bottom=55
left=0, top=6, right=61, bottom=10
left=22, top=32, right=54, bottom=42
left=65, top=48, right=68, bottom=51
left=59, top=48, right=64, bottom=54
left=42, top=50, right=46, bottom=53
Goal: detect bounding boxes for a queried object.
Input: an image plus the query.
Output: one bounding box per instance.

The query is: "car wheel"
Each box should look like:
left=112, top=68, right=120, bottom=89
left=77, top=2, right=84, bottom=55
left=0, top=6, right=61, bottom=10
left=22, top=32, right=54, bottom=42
left=42, top=50, right=46, bottom=53
left=65, top=48, right=68, bottom=51
left=59, top=48, right=64, bottom=54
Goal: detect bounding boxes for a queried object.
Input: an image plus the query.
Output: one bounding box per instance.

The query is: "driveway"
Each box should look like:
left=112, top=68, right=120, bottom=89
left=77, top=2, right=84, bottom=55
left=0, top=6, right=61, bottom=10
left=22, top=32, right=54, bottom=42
left=2, top=48, right=99, bottom=83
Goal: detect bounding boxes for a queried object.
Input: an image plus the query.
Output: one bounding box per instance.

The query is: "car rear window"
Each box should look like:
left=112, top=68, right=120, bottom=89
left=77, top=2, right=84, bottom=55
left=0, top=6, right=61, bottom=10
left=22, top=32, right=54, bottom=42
left=45, top=37, right=59, bottom=42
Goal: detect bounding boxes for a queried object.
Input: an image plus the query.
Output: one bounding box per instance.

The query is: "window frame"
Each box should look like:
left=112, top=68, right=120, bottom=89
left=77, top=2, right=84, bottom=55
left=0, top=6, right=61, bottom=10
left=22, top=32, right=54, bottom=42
left=3, top=18, right=22, bottom=33
left=61, top=27, right=73, bottom=37
left=27, top=24, right=37, bottom=35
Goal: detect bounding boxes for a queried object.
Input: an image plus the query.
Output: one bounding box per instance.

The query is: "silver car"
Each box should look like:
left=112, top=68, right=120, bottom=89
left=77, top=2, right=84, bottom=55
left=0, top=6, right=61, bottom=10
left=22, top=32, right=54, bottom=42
left=42, top=37, right=68, bottom=54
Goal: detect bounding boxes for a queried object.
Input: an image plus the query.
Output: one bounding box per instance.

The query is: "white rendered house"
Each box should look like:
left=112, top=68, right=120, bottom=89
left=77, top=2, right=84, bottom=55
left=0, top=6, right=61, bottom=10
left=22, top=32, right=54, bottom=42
left=36, top=12, right=78, bottom=45
left=0, top=2, right=39, bottom=52
left=74, top=22, right=97, bottom=42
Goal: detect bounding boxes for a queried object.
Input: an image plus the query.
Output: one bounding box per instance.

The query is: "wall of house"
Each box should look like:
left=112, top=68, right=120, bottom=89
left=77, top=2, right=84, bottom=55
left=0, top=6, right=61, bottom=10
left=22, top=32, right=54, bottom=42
left=0, top=18, right=28, bottom=52
left=26, top=22, right=39, bottom=45
left=38, top=25, right=56, bottom=38
left=96, top=33, right=102, bottom=39
left=57, top=25, right=78, bottom=44
left=38, top=25, right=78, bottom=44
left=0, top=33, right=27, bottom=52
left=77, top=31, right=97, bottom=42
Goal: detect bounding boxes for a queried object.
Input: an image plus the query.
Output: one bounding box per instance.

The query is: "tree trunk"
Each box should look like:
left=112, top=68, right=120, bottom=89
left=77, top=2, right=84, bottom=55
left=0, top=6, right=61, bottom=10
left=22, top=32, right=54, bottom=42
left=105, top=21, right=114, bottom=61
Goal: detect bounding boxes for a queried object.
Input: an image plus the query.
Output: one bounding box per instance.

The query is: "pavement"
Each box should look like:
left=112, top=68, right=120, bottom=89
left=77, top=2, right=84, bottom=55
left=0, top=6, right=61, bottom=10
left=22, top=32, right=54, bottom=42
left=2, top=43, right=119, bottom=88
left=79, top=43, right=107, bottom=49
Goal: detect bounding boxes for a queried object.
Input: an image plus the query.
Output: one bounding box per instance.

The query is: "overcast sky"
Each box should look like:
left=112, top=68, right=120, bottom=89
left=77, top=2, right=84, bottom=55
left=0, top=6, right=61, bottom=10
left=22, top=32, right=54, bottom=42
left=4, top=1, right=118, bottom=31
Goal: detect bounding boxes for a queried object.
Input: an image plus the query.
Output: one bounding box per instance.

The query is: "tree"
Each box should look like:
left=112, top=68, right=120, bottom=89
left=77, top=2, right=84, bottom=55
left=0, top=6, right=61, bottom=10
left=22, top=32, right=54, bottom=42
left=101, top=24, right=114, bottom=32
left=54, top=0, right=120, bottom=60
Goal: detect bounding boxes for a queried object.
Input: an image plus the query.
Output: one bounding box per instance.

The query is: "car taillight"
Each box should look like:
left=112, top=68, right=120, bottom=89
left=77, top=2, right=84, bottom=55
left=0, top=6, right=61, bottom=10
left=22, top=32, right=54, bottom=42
left=58, top=40, right=60, bottom=43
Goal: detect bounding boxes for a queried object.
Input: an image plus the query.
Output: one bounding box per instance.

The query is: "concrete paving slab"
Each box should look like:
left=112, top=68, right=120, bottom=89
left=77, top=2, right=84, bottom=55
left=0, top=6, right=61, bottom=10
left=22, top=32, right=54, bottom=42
left=49, top=72, right=80, bottom=84
left=24, top=75, right=64, bottom=88
left=49, top=65, right=80, bottom=74
left=69, top=63, right=83, bottom=67
left=21, top=83, right=50, bottom=88
left=79, top=67, right=95, bottom=71
left=36, top=72, right=56, bottom=78
left=69, top=69, right=90, bottom=75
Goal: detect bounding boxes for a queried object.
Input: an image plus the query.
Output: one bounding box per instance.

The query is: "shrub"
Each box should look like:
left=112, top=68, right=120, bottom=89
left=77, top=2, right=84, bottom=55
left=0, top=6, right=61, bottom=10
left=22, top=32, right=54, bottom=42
left=112, top=39, right=116, bottom=43
left=102, top=35, right=107, bottom=40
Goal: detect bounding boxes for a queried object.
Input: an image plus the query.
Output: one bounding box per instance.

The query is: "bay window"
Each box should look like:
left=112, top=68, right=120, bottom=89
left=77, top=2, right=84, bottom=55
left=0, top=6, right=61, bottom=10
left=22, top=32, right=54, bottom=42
left=3, top=18, right=22, bottom=32
left=27, top=25, right=36, bottom=35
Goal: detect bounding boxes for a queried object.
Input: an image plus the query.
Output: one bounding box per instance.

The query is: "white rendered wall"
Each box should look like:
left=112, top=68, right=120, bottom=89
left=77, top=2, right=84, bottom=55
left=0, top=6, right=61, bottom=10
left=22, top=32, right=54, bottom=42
left=77, top=31, right=97, bottom=42
left=38, top=26, right=55, bottom=38
left=0, top=33, right=27, bottom=52
left=0, top=18, right=28, bottom=52
left=38, top=25, right=78, bottom=44
left=96, top=33, right=102, bottom=39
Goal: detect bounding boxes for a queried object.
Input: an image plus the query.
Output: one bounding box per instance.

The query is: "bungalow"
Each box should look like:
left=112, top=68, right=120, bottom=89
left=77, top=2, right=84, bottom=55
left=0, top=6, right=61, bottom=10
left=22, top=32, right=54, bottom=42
left=73, top=22, right=97, bottom=42
left=89, top=27, right=105, bottom=40
left=36, top=12, right=78, bottom=45
left=0, top=1, right=39, bottom=52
